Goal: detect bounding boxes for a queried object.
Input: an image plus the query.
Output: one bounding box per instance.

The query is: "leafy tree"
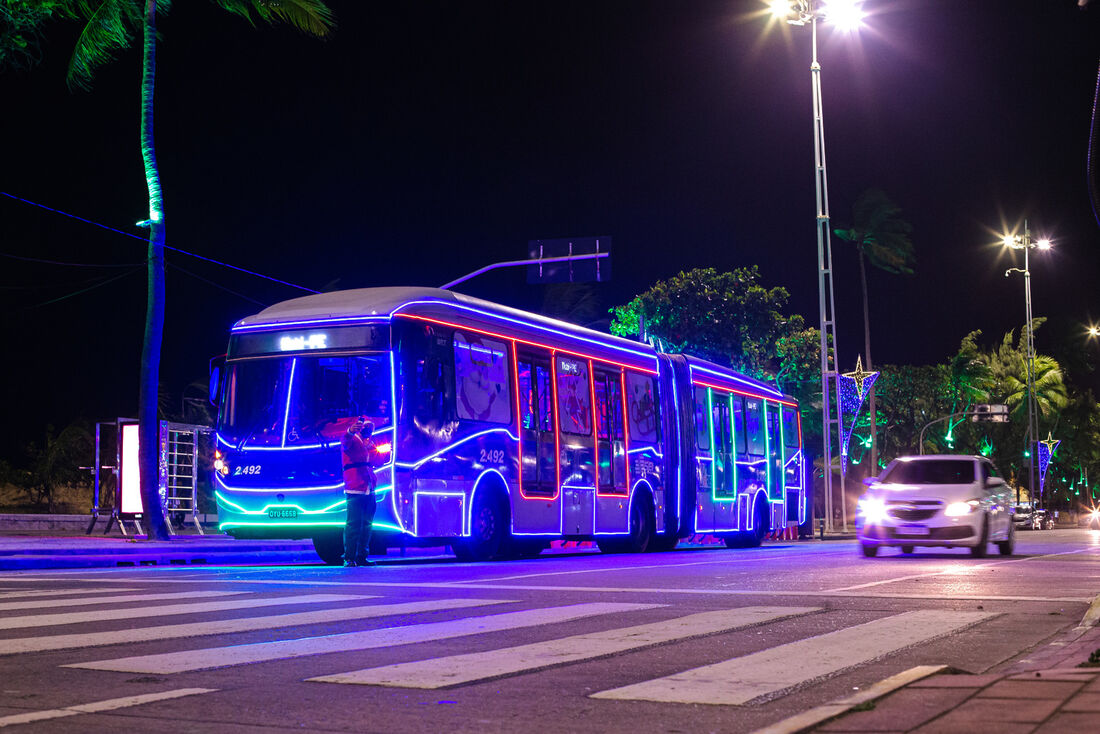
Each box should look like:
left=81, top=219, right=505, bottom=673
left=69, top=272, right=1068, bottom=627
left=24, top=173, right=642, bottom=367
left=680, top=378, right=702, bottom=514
left=834, top=188, right=915, bottom=470
left=2, top=1, right=334, bottom=538
left=870, top=364, right=949, bottom=460
left=0, top=1, right=73, bottom=71
left=21, top=422, right=94, bottom=512
left=609, top=267, right=803, bottom=378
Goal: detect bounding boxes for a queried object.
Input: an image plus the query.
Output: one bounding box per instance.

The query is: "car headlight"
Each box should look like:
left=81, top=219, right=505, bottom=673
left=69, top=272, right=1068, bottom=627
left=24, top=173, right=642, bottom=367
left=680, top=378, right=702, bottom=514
left=858, top=497, right=888, bottom=524
left=945, top=499, right=980, bottom=517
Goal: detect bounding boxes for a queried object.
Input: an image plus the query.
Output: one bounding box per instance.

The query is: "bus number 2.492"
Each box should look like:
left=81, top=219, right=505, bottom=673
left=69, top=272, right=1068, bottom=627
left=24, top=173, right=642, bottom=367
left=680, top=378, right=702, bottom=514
left=479, top=449, right=505, bottom=465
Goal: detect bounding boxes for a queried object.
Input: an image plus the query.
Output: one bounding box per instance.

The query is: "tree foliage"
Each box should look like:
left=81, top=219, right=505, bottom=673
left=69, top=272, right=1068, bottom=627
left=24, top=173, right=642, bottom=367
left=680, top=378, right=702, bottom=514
left=609, top=267, right=803, bottom=378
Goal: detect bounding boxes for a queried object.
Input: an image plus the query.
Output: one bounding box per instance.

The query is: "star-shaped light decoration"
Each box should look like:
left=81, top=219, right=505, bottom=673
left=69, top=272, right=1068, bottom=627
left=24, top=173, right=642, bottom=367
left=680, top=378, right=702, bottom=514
left=837, top=357, right=880, bottom=474
left=1037, top=432, right=1060, bottom=504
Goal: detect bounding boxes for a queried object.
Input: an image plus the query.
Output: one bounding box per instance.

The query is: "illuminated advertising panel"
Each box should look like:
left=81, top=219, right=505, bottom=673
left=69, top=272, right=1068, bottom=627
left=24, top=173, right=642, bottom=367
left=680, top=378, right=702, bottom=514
left=120, top=423, right=143, bottom=514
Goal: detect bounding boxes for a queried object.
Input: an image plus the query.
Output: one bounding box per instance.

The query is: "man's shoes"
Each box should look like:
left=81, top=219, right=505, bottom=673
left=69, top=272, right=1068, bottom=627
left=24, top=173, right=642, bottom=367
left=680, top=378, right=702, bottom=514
left=356, top=559, right=375, bottom=567
left=342, top=560, right=358, bottom=567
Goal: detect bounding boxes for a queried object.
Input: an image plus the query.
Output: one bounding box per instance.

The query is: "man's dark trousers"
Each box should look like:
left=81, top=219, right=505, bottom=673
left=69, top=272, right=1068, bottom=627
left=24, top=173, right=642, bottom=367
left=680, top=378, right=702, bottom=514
left=344, top=493, right=376, bottom=564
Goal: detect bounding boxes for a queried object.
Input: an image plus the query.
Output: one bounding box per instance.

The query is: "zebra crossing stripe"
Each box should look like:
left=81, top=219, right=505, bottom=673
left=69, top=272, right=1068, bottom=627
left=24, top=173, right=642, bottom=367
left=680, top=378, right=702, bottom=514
left=590, top=609, right=996, bottom=705
left=0, top=594, right=365, bottom=631
left=0, top=598, right=507, bottom=656
left=0, top=590, right=244, bottom=612
left=309, top=605, right=821, bottom=689
left=0, top=588, right=137, bottom=601
left=65, top=602, right=661, bottom=674
left=0, top=688, right=216, bottom=728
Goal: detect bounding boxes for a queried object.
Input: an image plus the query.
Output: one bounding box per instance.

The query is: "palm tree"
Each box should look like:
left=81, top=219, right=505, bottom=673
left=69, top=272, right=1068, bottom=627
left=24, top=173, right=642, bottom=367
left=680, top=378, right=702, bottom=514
left=834, top=188, right=915, bottom=471
left=61, top=0, right=334, bottom=539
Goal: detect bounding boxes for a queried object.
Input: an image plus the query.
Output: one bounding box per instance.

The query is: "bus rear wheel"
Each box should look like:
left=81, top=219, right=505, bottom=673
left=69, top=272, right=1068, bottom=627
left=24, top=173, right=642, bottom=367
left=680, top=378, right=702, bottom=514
left=312, top=530, right=344, bottom=566
left=454, top=489, right=509, bottom=561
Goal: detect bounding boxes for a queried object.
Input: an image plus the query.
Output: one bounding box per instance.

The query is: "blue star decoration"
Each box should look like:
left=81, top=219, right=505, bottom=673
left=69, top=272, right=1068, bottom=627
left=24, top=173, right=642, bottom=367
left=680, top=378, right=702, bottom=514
left=1038, top=432, right=1060, bottom=499
left=837, top=357, right=880, bottom=472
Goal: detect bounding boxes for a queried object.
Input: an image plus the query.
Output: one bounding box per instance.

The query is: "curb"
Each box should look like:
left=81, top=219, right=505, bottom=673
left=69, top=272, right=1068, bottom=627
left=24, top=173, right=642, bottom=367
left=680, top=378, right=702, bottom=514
left=749, top=665, right=950, bottom=734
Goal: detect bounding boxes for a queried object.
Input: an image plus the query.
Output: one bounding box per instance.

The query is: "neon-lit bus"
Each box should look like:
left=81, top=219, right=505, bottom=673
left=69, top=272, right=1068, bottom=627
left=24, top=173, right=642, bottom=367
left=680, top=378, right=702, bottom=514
left=213, top=287, right=805, bottom=563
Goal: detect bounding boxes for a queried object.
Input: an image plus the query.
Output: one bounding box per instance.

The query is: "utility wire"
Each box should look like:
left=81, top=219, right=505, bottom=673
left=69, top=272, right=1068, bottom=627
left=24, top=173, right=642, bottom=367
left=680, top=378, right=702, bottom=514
left=22, top=267, right=143, bottom=311
left=168, top=261, right=266, bottom=306
left=2, top=191, right=320, bottom=294
left=0, top=251, right=143, bottom=268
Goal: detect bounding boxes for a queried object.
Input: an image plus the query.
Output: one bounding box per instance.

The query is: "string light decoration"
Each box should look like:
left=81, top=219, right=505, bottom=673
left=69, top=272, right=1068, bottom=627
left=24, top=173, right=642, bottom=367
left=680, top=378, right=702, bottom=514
left=838, top=356, right=880, bottom=473
left=1038, top=432, right=1060, bottom=506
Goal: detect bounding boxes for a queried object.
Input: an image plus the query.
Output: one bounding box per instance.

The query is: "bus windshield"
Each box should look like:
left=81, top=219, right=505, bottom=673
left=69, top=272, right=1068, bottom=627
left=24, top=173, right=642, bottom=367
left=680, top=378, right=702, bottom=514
left=218, top=354, right=392, bottom=448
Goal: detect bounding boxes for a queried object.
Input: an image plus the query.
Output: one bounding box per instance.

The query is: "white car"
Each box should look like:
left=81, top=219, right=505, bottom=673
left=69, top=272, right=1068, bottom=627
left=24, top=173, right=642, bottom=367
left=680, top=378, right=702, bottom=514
left=856, top=455, right=1015, bottom=558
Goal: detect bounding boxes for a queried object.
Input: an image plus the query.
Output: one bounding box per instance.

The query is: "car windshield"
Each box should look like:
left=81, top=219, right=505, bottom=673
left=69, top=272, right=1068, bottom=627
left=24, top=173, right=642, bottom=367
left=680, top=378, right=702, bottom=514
left=880, top=459, right=975, bottom=484
left=218, top=354, right=392, bottom=448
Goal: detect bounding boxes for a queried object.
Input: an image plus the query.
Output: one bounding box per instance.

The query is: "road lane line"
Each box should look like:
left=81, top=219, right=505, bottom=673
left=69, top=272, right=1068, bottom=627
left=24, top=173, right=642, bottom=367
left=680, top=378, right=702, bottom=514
left=0, top=594, right=365, bottom=630
left=0, top=688, right=216, bottom=728
left=0, top=598, right=507, bottom=655
left=66, top=602, right=662, bottom=674
left=0, top=588, right=137, bottom=600
left=310, top=605, right=821, bottom=689
left=0, top=590, right=244, bottom=612
left=590, top=609, right=996, bottom=705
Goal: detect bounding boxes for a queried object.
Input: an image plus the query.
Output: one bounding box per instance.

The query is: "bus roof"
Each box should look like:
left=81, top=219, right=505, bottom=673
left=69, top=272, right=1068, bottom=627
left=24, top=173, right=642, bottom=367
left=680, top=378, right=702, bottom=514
left=234, top=286, right=795, bottom=401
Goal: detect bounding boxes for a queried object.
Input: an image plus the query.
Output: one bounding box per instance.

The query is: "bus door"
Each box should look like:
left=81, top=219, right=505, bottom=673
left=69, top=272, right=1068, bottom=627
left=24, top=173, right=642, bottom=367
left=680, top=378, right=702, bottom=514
left=514, top=348, right=560, bottom=533
left=557, top=354, right=596, bottom=535
left=594, top=369, right=629, bottom=532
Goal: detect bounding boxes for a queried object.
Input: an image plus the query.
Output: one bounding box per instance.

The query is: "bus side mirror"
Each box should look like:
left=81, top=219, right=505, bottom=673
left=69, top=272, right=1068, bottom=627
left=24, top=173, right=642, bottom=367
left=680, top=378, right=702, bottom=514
left=209, top=355, right=226, bottom=407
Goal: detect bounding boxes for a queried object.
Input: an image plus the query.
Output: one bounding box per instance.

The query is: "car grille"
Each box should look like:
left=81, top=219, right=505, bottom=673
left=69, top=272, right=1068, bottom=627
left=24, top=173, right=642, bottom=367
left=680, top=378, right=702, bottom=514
left=887, top=501, right=941, bottom=522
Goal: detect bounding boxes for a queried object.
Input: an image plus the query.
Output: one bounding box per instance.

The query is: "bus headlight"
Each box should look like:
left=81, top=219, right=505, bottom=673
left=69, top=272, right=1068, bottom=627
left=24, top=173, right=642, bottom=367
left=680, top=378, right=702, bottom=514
left=213, top=450, right=230, bottom=476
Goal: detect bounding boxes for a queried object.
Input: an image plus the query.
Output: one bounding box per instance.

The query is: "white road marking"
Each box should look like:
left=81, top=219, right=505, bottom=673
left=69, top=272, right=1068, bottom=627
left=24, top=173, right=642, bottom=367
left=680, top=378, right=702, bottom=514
left=0, top=590, right=243, bottom=612
left=0, top=598, right=507, bottom=655
left=590, top=609, right=996, bottom=705
left=66, top=602, right=661, bottom=674
left=310, top=605, right=820, bottom=689
left=0, top=688, right=215, bottom=728
left=0, top=594, right=364, bottom=630
left=0, top=588, right=137, bottom=600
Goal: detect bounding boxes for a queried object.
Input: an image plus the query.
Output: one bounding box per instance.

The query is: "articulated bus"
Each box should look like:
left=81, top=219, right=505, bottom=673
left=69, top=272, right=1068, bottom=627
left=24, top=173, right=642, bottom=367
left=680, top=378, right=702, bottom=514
left=213, top=287, right=806, bottom=563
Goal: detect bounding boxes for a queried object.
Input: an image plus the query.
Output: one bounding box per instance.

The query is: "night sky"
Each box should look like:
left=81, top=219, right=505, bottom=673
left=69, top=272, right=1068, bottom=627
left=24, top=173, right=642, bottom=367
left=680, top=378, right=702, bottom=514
left=2, top=0, right=1100, bottom=460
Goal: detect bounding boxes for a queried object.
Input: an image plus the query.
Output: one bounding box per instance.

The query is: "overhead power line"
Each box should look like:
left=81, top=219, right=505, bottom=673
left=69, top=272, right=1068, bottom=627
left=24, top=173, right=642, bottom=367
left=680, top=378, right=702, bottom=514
left=1, top=191, right=320, bottom=294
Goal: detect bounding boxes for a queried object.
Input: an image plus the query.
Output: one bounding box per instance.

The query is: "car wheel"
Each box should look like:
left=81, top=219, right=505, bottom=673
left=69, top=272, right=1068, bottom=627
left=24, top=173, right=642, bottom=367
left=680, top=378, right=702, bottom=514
left=996, top=521, right=1015, bottom=556
left=861, top=543, right=879, bottom=558
left=901, top=545, right=914, bottom=555
left=970, top=515, right=990, bottom=558
left=312, top=531, right=344, bottom=566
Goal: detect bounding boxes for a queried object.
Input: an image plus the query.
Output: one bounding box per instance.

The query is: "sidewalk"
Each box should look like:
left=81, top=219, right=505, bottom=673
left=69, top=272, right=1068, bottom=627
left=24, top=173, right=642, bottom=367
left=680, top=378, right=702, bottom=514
left=759, top=602, right=1100, bottom=734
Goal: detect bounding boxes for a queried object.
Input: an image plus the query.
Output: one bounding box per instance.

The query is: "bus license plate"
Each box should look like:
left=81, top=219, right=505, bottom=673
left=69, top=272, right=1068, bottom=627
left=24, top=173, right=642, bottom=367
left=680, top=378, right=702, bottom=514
left=898, top=524, right=929, bottom=536
left=268, top=508, right=298, bottom=519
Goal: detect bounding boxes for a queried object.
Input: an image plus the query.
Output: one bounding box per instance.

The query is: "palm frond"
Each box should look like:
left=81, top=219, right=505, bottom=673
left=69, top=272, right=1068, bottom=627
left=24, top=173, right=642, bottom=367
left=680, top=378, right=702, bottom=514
left=215, top=0, right=335, bottom=37
left=66, top=0, right=144, bottom=90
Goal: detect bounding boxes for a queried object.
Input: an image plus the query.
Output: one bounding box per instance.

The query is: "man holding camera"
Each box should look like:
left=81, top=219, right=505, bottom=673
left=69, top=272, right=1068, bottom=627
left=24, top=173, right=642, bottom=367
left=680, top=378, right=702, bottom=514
left=341, top=418, right=379, bottom=567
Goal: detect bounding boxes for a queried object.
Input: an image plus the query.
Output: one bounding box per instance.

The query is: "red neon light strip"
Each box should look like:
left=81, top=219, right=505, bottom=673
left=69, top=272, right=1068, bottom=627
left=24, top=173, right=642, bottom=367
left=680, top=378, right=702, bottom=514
left=398, top=314, right=658, bottom=375
left=691, top=379, right=798, bottom=407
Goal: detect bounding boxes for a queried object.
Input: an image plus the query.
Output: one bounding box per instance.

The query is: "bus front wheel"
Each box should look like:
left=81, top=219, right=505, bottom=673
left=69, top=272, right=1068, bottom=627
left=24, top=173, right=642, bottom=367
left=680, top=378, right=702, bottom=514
left=312, top=531, right=344, bottom=566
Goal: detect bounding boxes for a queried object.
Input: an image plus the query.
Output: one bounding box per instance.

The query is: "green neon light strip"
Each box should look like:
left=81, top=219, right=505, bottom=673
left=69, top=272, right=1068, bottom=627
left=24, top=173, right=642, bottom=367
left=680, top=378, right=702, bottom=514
left=215, top=489, right=392, bottom=516
left=218, top=520, right=405, bottom=532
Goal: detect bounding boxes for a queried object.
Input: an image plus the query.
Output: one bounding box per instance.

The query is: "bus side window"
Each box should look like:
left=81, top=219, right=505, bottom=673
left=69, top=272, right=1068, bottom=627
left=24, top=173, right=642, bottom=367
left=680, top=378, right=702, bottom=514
left=454, top=331, right=512, bottom=425
left=626, top=371, right=660, bottom=444
left=536, top=365, right=552, bottom=431
left=406, top=326, right=452, bottom=426
left=556, top=356, right=591, bottom=435
left=744, top=398, right=765, bottom=456
left=781, top=406, right=799, bottom=457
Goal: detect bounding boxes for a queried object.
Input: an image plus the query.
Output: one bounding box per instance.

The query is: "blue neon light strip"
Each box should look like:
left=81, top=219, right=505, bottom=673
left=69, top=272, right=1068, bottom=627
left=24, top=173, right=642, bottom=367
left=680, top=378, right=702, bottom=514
left=216, top=425, right=395, bottom=452
left=689, top=364, right=784, bottom=398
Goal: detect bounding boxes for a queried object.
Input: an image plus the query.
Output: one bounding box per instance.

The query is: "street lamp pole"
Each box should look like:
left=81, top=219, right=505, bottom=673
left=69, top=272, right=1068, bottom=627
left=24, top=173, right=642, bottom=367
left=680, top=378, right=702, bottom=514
left=773, top=0, right=855, bottom=531
left=1004, top=221, right=1050, bottom=508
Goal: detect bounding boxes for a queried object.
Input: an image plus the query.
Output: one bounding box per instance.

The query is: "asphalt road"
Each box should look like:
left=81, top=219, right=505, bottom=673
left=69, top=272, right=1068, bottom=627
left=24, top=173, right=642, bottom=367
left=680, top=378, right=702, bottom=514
left=1, top=530, right=1098, bottom=733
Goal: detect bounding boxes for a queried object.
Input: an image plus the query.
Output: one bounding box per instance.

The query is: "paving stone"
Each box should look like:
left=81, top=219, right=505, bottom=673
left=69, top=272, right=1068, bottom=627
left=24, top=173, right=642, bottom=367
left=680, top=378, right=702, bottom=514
left=1033, top=712, right=1100, bottom=734
left=943, top=697, right=1061, bottom=723
left=818, top=688, right=975, bottom=732
left=1060, top=692, right=1100, bottom=713
left=910, top=717, right=1035, bottom=734
left=1008, top=672, right=1098, bottom=683
left=977, top=680, right=1085, bottom=700
left=1085, top=676, right=1100, bottom=693
left=908, top=674, right=1003, bottom=689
